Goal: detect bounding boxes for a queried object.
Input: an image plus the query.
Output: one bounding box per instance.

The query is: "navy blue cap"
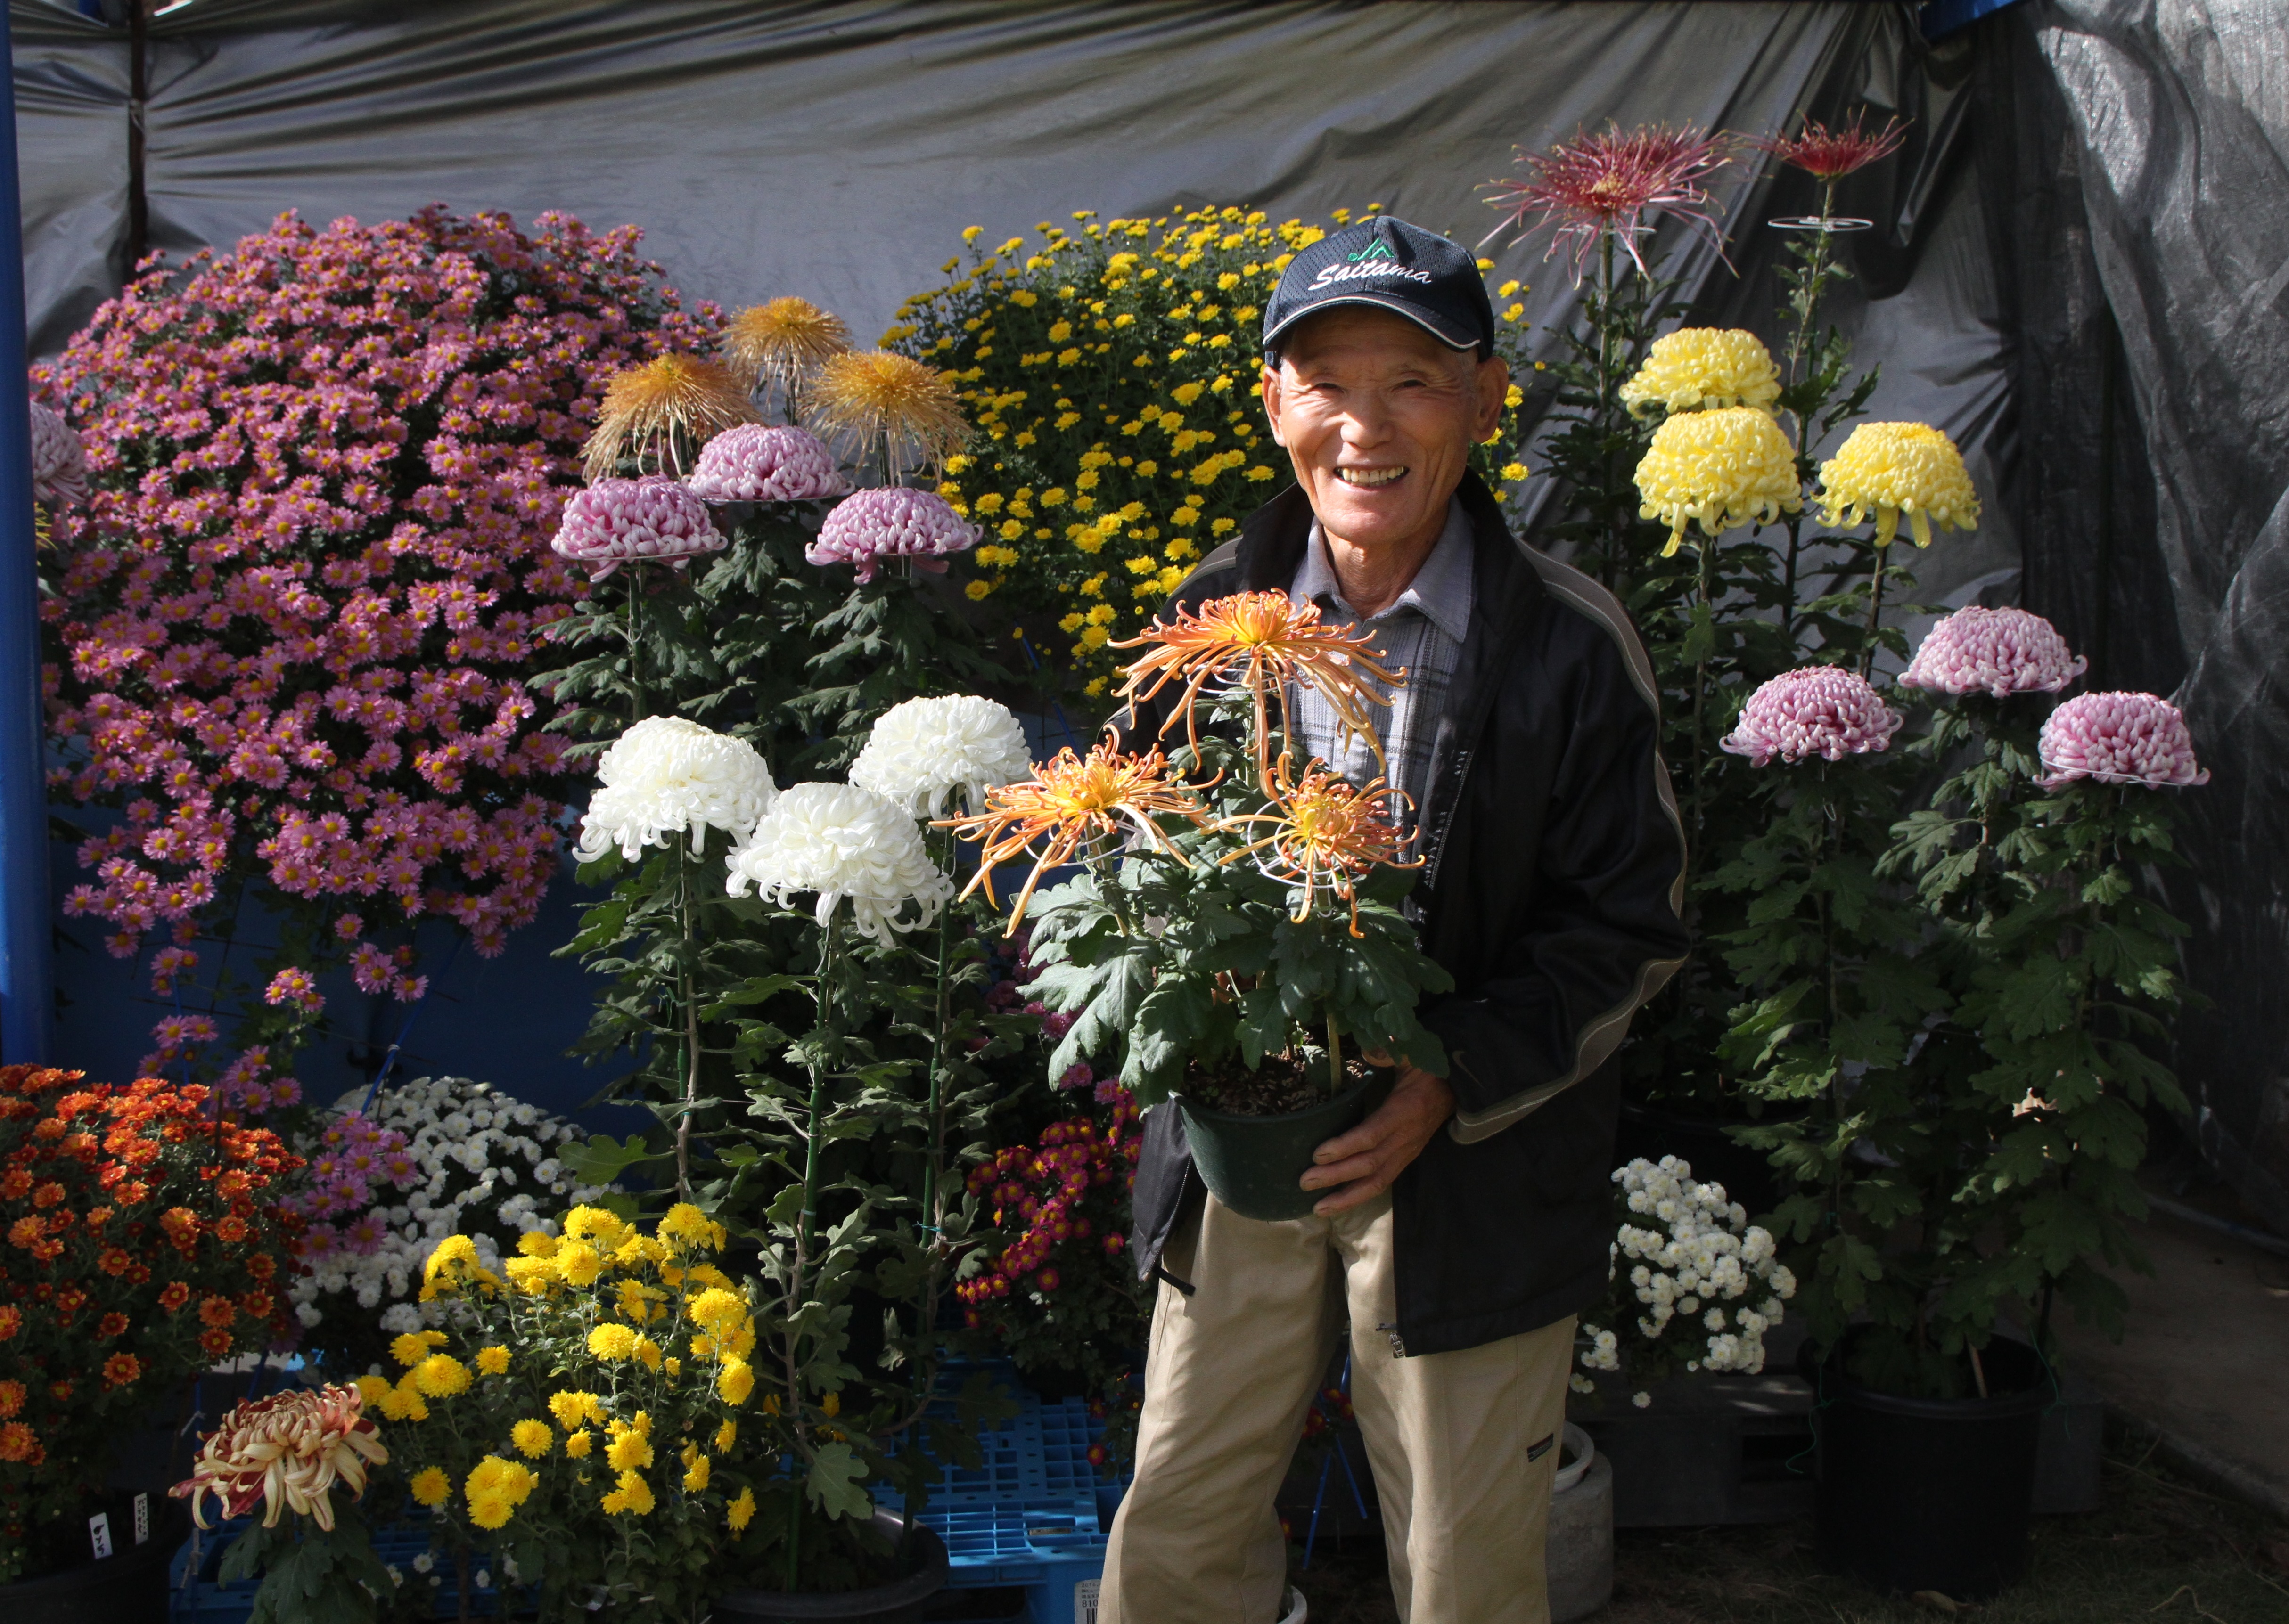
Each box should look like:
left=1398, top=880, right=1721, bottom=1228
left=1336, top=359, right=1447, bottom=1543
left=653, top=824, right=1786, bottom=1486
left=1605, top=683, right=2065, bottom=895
left=1261, top=216, right=1495, bottom=360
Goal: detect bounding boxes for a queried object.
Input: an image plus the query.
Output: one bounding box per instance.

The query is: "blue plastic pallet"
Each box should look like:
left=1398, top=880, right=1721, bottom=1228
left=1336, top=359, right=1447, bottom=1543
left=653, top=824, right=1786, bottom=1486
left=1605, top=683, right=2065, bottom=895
left=171, top=1514, right=517, bottom=1623
left=882, top=1361, right=1123, bottom=1624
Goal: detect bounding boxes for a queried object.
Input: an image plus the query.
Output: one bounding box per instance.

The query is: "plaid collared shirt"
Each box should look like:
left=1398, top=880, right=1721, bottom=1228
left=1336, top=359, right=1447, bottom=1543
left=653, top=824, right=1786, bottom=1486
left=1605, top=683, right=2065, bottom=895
left=1286, top=497, right=1475, bottom=839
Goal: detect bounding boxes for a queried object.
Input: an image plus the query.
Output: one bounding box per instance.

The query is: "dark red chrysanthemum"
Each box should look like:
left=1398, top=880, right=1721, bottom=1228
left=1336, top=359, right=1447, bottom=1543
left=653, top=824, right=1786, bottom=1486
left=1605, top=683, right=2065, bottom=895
left=1755, top=113, right=1908, bottom=182
left=1482, top=123, right=1732, bottom=281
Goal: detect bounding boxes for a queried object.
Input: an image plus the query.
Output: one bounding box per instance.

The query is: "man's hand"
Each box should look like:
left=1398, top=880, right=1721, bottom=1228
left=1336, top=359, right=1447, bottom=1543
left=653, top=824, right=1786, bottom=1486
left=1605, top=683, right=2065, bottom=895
left=1299, top=1063, right=1455, bottom=1215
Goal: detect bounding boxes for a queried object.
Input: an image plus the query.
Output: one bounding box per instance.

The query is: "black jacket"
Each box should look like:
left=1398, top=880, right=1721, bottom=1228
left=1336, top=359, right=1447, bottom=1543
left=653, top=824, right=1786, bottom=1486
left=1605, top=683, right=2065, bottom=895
left=1118, top=472, right=1690, bottom=1356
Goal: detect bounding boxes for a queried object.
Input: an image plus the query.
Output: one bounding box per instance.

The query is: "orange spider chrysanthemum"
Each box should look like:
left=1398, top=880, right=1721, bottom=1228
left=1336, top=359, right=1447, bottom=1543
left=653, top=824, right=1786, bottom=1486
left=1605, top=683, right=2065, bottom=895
left=1217, top=757, right=1418, bottom=935
left=940, top=741, right=1209, bottom=932
left=1114, top=590, right=1404, bottom=793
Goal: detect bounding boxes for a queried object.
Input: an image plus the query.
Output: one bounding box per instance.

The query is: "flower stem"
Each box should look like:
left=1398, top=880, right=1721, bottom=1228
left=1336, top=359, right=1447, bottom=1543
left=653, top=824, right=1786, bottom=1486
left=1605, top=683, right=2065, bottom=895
left=674, top=837, right=699, bottom=1202
left=1596, top=231, right=1619, bottom=591
left=920, top=832, right=955, bottom=1242
left=1860, top=545, right=1887, bottom=679
left=797, top=927, right=839, bottom=1268
left=1325, top=1007, right=1342, bottom=1096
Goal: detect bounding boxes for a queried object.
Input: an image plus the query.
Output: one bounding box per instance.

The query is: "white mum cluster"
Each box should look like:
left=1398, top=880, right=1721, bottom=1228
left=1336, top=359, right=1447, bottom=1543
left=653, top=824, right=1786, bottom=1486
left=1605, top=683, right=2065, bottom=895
left=289, top=1075, right=611, bottom=1340
left=573, top=715, right=778, bottom=863
left=576, top=696, right=1030, bottom=946
left=1577, top=1156, right=1796, bottom=1387
left=851, top=694, right=1032, bottom=819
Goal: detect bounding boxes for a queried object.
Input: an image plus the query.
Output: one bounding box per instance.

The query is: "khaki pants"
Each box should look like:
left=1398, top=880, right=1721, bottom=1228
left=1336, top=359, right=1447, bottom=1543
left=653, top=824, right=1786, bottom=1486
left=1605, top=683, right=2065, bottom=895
left=1100, top=1191, right=1575, bottom=1624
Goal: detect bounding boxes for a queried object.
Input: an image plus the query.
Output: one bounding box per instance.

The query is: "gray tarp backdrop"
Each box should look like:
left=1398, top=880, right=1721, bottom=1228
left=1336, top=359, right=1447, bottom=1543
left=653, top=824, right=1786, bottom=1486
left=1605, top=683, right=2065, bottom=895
left=11, top=0, right=2287, bottom=1230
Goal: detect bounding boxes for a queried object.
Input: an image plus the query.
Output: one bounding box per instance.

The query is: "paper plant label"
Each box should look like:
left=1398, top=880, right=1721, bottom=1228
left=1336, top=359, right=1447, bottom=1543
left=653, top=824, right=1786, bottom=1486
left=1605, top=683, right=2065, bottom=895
left=87, top=1512, right=113, bottom=1560
left=1075, top=1578, right=1100, bottom=1624
left=134, top=1492, right=150, bottom=1545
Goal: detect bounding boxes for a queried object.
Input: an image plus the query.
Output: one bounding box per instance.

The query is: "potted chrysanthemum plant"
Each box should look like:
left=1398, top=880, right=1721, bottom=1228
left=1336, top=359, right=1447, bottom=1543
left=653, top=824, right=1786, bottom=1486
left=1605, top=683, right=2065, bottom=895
left=366, top=1206, right=780, bottom=1622
left=172, top=1386, right=392, bottom=1624
left=0, top=1066, right=299, bottom=1600
left=947, top=589, right=1454, bottom=1221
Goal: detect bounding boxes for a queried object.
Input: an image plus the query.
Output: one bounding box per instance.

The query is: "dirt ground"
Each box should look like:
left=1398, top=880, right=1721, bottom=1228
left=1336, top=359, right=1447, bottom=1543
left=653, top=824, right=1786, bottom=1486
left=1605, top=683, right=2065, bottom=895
left=1287, top=1428, right=2289, bottom=1624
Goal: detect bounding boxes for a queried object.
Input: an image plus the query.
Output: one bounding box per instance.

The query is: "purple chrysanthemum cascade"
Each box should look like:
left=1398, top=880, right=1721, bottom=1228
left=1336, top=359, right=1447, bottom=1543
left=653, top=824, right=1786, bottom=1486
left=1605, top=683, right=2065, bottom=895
left=1901, top=605, right=2088, bottom=698
left=1722, top=666, right=1903, bottom=766
left=2037, top=692, right=2208, bottom=789
left=29, top=400, right=85, bottom=509
left=550, top=473, right=724, bottom=580
left=685, top=423, right=852, bottom=504
left=808, top=486, right=978, bottom=584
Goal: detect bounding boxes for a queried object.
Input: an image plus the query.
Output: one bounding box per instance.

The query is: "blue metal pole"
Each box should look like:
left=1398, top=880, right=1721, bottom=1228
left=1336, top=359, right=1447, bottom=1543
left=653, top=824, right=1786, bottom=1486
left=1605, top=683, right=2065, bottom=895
left=0, top=3, right=53, bottom=1065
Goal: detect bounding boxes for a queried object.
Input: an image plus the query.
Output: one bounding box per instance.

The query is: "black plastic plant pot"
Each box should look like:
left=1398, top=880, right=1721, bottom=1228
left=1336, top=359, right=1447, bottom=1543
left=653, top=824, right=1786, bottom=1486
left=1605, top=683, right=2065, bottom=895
left=1809, top=1335, right=2049, bottom=1601
left=1175, top=1068, right=1393, bottom=1223
left=4, top=1492, right=184, bottom=1624
left=714, top=1511, right=950, bottom=1624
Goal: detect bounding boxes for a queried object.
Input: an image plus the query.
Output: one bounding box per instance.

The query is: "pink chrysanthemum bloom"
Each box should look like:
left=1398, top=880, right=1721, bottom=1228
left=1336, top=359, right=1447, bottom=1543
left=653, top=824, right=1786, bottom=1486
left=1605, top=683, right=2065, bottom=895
left=685, top=423, right=852, bottom=504
left=1482, top=122, right=1732, bottom=281
left=1901, top=606, right=2088, bottom=698
left=550, top=474, right=724, bottom=580
left=807, top=486, right=978, bottom=583
left=1755, top=113, right=1909, bottom=182
left=2037, top=692, right=2208, bottom=789
left=1721, top=667, right=1903, bottom=766
left=28, top=401, right=85, bottom=510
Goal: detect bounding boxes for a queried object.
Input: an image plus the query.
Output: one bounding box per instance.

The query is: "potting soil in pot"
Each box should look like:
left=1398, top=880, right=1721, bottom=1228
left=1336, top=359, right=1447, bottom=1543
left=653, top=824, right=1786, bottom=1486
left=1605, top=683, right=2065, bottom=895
left=1176, top=1061, right=1393, bottom=1224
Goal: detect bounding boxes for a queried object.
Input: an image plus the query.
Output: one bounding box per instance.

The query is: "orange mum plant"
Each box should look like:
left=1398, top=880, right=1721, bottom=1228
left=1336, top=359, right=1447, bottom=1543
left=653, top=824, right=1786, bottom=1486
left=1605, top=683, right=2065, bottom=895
left=0, top=1065, right=299, bottom=1585
left=946, top=590, right=1451, bottom=1114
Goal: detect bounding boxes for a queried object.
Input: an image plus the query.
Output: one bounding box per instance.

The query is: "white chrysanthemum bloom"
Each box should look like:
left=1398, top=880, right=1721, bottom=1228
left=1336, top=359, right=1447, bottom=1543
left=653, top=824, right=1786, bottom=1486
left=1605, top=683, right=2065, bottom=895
left=849, top=694, right=1033, bottom=819
left=574, top=716, right=778, bottom=864
left=724, top=781, right=955, bottom=946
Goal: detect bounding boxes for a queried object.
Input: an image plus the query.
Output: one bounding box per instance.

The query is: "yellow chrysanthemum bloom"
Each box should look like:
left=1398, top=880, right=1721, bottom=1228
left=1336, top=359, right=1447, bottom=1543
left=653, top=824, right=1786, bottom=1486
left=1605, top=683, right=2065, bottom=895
left=503, top=1257, right=554, bottom=1295
left=553, top=1241, right=604, bottom=1288
left=562, top=1207, right=627, bottom=1247
left=717, top=1358, right=755, bottom=1406
left=728, top=1487, right=757, bottom=1532
left=390, top=1330, right=446, bottom=1368
left=686, top=1287, right=747, bottom=1340
left=714, top=1420, right=738, bottom=1453
left=606, top=1428, right=655, bottom=1473
left=515, top=1231, right=560, bottom=1260
left=549, top=1390, right=606, bottom=1430
left=601, top=1469, right=656, bottom=1518
left=683, top=1454, right=711, bottom=1492
left=468, top=1492, right=513, bottom=1531
left=353, top=1373, right=391, bottom=1408
left=378, top=1378, right=427, bottom=1423
left=659, top=1202, right=726, bottom=1253
left=565, top=1429, right=595, bottom=1459
left=1816, top=421, right=1981, bottom=547
left=412, top=1355, right=472, bottom=1399
left=588, top=1324, right=640, bottom=1362
left=1633, top=407, right=1804, bottom=556
left=1620, top=329, right=1782, bottom=418
left=510, top=1419, right=554, bottom=1459
left=476, top=1346, right=510, bottom=1376
left=409, top=1466, right=451, bottom=1507
left=464, top=1456, right=538, bottom=1530
left=635, top=1337, right=664, bottom=1372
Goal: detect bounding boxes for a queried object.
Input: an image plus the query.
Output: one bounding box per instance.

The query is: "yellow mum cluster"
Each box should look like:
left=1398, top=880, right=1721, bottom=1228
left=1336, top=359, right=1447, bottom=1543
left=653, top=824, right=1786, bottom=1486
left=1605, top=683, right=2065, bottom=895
left=1620, top=328, right=1782, bottom=417
left=372, top=1202, right=765, bottom=1554
left=1816, top=421, right=1981, bottom=547
left=892, top=206, right=1529, bottom=697
left=1633, top=407, right=1804, bottom=555
left=1622, top=328, right=1979, bottom=562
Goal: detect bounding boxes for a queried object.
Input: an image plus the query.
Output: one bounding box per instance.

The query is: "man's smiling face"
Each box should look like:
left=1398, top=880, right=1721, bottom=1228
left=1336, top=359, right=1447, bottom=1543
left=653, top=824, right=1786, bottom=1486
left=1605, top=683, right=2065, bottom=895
left=1260, top=306, right=1507, bottom=556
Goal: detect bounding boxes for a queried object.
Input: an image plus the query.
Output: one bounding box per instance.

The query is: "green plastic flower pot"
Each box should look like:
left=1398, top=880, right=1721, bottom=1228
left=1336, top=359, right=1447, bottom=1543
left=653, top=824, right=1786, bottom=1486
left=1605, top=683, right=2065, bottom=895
left=1175, top=1069, right=1393, bottom=1222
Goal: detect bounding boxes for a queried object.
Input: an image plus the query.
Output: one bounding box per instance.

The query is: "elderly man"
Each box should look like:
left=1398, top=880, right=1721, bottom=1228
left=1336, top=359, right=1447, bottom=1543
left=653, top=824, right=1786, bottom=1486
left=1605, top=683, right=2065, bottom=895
left=1100, top=217, right=1689, bottom=1624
